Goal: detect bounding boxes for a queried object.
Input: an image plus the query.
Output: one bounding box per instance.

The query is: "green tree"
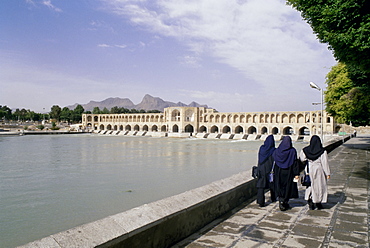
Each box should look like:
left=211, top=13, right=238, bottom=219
left=92, top=107, right=101, bottom=114
left=60, top=107, right=72, bottom=122
left=286, top=0, right=370, bottom=74
left=0, top=105, right=12, bottom=120
left=71, top=105, right=84, bottom=123
left=325, top=63, right=370, bottom=126
left=101, top=107, right=110, bottom=114
left=50, top=105, right=62, bottom=121
left=110, top=106, right=120, bottom=114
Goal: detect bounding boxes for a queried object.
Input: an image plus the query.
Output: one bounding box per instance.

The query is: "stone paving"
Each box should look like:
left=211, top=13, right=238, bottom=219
left=173, top=136, right=370, bottom=248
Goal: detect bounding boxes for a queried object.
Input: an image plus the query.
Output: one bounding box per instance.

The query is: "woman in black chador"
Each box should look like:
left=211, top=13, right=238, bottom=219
left=272, top=136, right=300, bottom=211
left=256, top=135, right=276, bottom=207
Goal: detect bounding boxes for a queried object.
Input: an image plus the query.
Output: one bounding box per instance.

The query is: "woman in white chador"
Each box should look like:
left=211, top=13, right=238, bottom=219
left=299, top=135, right=331, bottom=210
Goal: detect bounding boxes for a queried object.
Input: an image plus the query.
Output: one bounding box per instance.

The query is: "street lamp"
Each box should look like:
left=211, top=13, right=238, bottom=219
left=310, top=82, right=324, bottom=142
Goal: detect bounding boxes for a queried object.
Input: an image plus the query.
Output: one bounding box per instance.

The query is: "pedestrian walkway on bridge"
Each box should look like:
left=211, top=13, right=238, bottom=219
left=174, top=136, right=370, bottom=248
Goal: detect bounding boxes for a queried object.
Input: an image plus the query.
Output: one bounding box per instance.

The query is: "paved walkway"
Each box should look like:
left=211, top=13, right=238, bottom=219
left=173, top=136, right=370, bottom=248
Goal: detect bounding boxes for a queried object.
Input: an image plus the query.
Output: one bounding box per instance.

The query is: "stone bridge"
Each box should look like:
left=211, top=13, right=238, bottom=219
left=82, top=107, right=340, bottom=139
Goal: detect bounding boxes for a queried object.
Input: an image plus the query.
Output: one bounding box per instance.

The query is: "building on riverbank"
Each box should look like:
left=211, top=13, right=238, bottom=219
left=82, top=107, right=341, bottom=138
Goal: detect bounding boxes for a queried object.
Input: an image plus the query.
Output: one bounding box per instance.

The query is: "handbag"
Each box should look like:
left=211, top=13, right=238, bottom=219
left=269, top=162, right=275, bottom=183
left=301, top=161, right=311, bottom=186
left=252, top=166, right=258, bottom=178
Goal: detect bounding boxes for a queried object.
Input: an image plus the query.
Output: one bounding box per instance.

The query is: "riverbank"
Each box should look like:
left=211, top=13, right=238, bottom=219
left=0, top=130, right=87, bottom=135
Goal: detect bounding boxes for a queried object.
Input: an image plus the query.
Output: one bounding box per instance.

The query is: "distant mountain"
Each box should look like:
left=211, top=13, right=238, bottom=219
left=67, top=94, right=209, bottom=112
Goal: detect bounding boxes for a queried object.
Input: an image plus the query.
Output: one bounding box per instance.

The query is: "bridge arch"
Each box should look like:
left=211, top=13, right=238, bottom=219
left=261, top=126, right=268, bottom=134
left=283, top=126, right=293, bottom=135
left=248, top=126, right=257, bottom=134
left=106, top=124, right=112, bottom=130
left=113, top=125, right=118, bottom=131
left=125, top=125, right=131, bottom=131
left=199, top=125, right=207, bottom=133
left=235, top=125, right=243, bottom=134
left=185, top=124, right=194, bottom=133
left=99, top=124, right=104, bottom=130
left=134, top=125, right=139, bottom=131
left=143, top=125, right=149, bottom=131
left=222, top=125, right=231, bottom=133
left=161, top=125, right=167, bottom=132
left=172, top=124, right=179, bottom=132
left=210, top=125, right=219, bottom=133
left=272, top=127, right=279, bottom=134
left=152, top=125, right=158, bottom=132
left=299, top=126, right=310, bottom=135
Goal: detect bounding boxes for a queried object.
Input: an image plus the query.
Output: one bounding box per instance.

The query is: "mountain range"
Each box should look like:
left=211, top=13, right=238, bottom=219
left=67, top=94, right=209, bottom=112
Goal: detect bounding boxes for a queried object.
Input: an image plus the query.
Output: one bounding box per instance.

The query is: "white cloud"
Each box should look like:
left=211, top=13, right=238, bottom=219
left=42, top=0, right=62, bottom=12
left=101, top=0, right=335, bottom=88
left=100, top=0, right=336, bottom=112
left=98, top=43, right=111, bottom=48
left=179, top=55, right=201, bottom=68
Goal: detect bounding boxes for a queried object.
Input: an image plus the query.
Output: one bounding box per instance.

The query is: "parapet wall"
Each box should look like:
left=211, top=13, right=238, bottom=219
left=19, top=136, right=350, bottom=248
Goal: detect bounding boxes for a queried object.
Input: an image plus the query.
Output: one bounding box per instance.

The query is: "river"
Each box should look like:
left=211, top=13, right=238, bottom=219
left=0, top=134, right=307, bottom=247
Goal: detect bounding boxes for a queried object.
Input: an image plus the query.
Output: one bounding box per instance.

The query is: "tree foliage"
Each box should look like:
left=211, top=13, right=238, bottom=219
left=287, top=0, right=370, bottom=125
left=325, top=63, right=370, bottom=126
left=286, top=0, right=370, bottom=73
left=50, top=105, right=62, bottom=121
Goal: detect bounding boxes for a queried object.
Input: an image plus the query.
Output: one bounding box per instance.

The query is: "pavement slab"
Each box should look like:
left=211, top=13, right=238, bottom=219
left=173, top=136, right=370, bottom=248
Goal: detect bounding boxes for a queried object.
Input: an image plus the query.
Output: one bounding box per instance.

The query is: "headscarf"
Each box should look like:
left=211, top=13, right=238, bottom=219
left=258, top=135, right=275, bottom=165
left=272, top=136, right=297, bottom=169
left=303, top=135, right=325, bottom=160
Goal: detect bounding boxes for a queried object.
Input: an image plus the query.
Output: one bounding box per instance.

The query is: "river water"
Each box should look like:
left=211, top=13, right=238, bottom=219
left=0, top=134, right=307, bottom=247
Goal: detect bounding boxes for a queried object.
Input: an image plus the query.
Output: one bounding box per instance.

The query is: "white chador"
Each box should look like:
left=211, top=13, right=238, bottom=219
left=299, top=150, right=330, bottom=203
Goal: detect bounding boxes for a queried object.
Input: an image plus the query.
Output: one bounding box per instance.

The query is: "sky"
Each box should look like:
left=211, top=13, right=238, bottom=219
left=0, top=0, right=337, bottom=113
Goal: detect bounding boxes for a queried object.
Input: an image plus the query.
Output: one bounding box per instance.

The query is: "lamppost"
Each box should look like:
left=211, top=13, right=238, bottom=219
left=309, top=82, right=324, bottom=142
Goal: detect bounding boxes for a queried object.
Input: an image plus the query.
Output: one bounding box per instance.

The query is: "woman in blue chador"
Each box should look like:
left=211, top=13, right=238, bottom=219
left=256, top=135, right=276, bottom=207
left=272, top=136, right=300, bottom=211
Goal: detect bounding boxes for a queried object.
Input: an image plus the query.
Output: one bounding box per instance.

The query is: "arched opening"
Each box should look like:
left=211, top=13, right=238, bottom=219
left=184, top=124, right=194, bottom=133
left=172, top=110, right=181, bottom=121
left=134, top=125, right=140, bottom=131
left=107, top=124, right=112, bottom=130
left=161, top=125, right=167, bottom=132
left=113, top=125, right=118, bottom=131
left=143, top=125, right=149, bottom=131
left=261, top=127, right=268, bottom=134
left=152, top=125, right=158, bottom=132
left=172, top=125, right=179, bottom=132
left=125, top=125, right=131, bottom=131
left=210, top=126, right=219, bottom=133
left=222, top=126, right=231, bottom=133
left=235, top=126, right=243, bottom=134
left=94, top=116, right=99, bottom=122
left=272, top=127, right=279, bottom=134
left=283, top=126, right=293, bottom=135
left=119, top=125, right=124, bottom=131
left=248, top=126, right=257, bottom=134
left=199, top=126, right=207, bottom=133
left=99, top=124, right=104, bottom=130
left=299, top=127, right=310, bottom=135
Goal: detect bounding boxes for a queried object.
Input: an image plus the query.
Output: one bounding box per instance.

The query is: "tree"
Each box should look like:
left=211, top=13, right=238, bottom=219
left=101, top=107, right=110, bottom=114
left=0, top=105, right=12, bottom=120
left=50, top=105, right=62, bottom=121
left=72, top=105, right=84, bottom=123
left=325, top=63, right=370, bottom=126
left=286, top=0, right=370, bottom=74
left=92, top=107, right=101, bottom=114
left=60, top=107, right=72, bottom=122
